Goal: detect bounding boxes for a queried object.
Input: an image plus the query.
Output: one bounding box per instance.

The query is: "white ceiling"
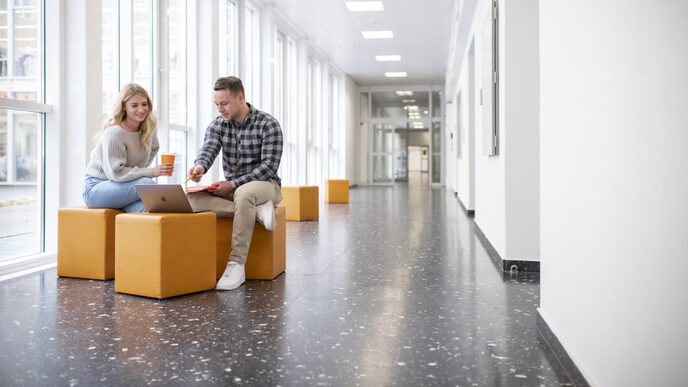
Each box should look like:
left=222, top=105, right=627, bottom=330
left=271, top=0, right=454, bottom=86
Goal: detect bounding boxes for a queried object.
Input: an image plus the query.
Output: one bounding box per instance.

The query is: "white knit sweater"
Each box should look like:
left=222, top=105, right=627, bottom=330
left=85, top=125, right=159, bottom=182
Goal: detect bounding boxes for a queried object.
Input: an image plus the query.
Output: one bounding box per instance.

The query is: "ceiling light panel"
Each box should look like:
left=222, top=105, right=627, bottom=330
left=375, top=55, right=401, bottom=62
left=346, top=1, right=384, bottom=12
left=395, top=91, right=414, bottom=96
left=362, top=30, right=394, bottom=39
left=385, top=72, right=407, bottom=78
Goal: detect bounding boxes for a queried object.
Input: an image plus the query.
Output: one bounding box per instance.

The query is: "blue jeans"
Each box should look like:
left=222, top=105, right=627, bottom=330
left=83, top=176, right=156, bottom=213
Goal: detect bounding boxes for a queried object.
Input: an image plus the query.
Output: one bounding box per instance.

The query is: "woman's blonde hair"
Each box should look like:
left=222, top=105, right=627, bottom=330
left=96, top=83, right=158, bottom=150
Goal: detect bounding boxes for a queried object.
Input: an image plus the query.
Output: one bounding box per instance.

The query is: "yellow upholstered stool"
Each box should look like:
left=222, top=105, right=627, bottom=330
left=325, top=179, right=349, bottom=203
left=281, top=186, right=319, bottom=221
left=58, top=207, right=123, bottom=280
left=216, top=206, right=286, bottom=280
left=115, top=212, right=216, bottom=299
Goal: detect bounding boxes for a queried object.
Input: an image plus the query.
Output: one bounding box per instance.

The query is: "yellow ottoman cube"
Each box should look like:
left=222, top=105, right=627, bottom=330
left=281, top=186, right=319, bottom=221
left=325, top=179, right=349, bottom=203
left=58, top=207, right=123, bottom=280
left=216, top=206, right=286, bottom=280
left=115, top=212, right=217, bottom=299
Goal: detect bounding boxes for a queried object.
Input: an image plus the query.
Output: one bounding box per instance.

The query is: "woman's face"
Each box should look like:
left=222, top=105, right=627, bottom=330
left=124, top=94, right=149, bottom=124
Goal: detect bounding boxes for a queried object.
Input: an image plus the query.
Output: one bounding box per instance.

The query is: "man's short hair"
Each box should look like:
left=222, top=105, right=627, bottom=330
left=214, top=76, right=244, bottom=96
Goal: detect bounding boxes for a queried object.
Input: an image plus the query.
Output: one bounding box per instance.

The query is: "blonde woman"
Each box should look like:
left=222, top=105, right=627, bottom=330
left=82, top=84, right=171, bottom=212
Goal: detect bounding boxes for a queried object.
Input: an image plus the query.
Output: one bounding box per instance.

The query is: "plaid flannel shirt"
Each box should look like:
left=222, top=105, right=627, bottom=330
left=194, top=103, right=282, bottom=187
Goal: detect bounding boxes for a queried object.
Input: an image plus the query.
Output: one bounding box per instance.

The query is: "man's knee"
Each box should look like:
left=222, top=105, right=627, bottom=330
left=233, top=185, right=257, bottom=206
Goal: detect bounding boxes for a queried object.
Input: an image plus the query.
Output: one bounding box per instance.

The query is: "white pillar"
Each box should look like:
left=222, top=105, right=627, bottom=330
left=61, top=0, right=102, bottom=207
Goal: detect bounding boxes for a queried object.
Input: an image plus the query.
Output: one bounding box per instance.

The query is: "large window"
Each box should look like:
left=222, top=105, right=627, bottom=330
left=101, top=0, right=190, bottom=186
left=328, top=72, right=341, bottom=178
left=167, top=0, right=187, bottom=127
left=102, top=0, right=153, bottom=116
left=102, top=0, right=118, bottom=116
left=306, top=56, right=322, bottom=185
left=0, top=0, right=45, bottom=261
left=279, top=35, right=297, bottom=185
left=431, top=90, right=442, bottom=184
left=132, top=0, right=153, bottom=93
left=219, top=0, right=238, bottom=77
left=244, top=2, right=259, bottom=104
left=165, top=0, right=189, bottom=184
left=273, top=32, right=284, bottom=127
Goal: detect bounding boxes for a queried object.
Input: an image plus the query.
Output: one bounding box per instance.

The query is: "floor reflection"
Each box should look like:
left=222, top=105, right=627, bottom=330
left=0, top=182, right=571, bottom=385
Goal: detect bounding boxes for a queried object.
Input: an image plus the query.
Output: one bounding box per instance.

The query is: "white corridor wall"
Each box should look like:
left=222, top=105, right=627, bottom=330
left=539, top=1, right=688, bottom=386
left=445, top=0, right=540, bottom=262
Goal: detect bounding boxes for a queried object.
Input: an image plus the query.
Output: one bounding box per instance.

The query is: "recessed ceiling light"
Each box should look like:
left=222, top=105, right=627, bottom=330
left=362, top=30, right=393, bottom=39
left=375, top=55, right=401, bottom=62
left=401, top=99, right=416, bottom=103
left=385, top=72, right=407, bottom=78
left=346, top=1, right=384, bottom=12
left=395, top=91, right=413, bottom=96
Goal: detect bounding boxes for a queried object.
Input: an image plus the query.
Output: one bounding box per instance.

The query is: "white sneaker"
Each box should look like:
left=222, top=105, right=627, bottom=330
left=255, top=201, right=276, bottom=231
left=216, top=261, right=245, bottom=290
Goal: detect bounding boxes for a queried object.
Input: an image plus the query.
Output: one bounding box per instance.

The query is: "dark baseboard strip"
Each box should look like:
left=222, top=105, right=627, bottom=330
left=473, top=222, right=504, bottom=269
left=455, top=194, right=475, bottom=217
left=503, top=259, right=540, bottom=272
left=473, top=223, right=539, bottom=273
left=536, top=311, right=590, bottom=387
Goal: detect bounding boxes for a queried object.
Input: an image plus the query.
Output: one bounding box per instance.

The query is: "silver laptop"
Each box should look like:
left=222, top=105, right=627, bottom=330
left=136, top=184, right=197, bottom=213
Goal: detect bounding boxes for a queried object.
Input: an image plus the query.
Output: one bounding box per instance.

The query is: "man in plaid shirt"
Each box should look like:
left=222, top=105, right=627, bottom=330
left=188, top=76, right=283, bottom=291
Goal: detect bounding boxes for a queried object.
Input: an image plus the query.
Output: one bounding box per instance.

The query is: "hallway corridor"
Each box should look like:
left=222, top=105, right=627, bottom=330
left=0, top=185, right=572, bottom=386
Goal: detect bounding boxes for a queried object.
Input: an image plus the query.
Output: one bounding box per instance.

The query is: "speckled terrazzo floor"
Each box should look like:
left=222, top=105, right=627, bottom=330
left=0, top=177, right=572, bottom=386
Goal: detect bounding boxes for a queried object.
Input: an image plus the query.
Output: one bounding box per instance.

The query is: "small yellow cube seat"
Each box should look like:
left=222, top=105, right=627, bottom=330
left=115, top=212, right=216, bottom=299
left=58, top=207, right=123, bottom=280
left=216, top=206, right=286, bottom=280
left=281, top=186, right=319, bottom=221
left=325, top=179, right=349, bottom=203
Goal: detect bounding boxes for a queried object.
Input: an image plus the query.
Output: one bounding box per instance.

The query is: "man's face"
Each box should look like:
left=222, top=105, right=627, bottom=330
left=213, top=89, right=243, bottom=122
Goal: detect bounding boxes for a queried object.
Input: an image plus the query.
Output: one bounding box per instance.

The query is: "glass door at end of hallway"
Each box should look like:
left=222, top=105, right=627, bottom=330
left=370, top=123, right=395, bottom=185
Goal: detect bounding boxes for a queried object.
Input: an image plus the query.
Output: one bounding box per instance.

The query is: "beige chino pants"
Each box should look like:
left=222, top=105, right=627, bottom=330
left=187, top=179, right=282, bottom=265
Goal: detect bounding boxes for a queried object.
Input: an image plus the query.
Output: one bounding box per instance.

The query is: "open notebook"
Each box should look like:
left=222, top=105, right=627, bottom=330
left=184, top=184, right=219, bottom=193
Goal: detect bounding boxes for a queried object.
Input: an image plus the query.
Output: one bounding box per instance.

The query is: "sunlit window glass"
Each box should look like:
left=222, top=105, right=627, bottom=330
left=0, top=108, right=41, bottom=260
left=274, top=32, right=285, bottom=182
left=12, top=0, right=37, bottom=79
left=306, top=57, right=322, bottom=185
left=168, top=126, right=187, bottom=184
left=219, top=0, right=237, bottom=77
left=133, top=0, right=152, bottom=93
left=287, top=38, right=297, bottom=184
left=0, top=0, right=40, bottom=101
left=0, top=2, right=8, bottom=77
left=102, top=0, right=118, bottom=116
left=0, top=109, right=7, bottom=182
left=244, top=3, right=259, bottom=104
left=168, top=0, right=187, bottom=126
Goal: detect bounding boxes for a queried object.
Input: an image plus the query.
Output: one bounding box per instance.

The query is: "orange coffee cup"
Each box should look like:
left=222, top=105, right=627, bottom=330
left=161, top=154, right=175, bottom=176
